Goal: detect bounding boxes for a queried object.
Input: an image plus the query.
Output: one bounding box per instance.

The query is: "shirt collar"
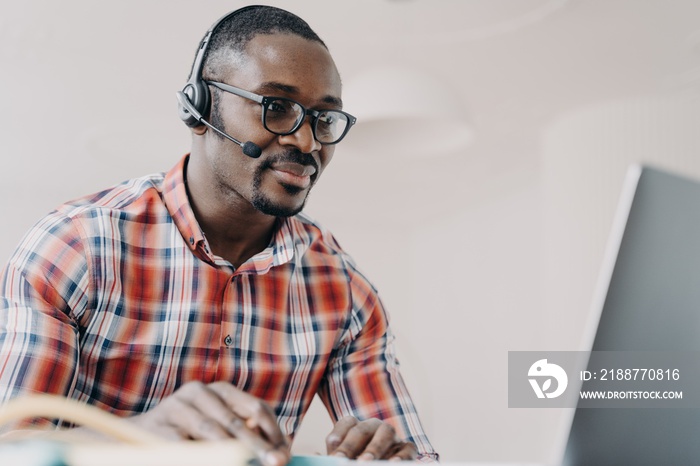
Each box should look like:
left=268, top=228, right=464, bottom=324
left=234, top=217, right=299, bottom=275
left=162, top=155, right=308, bottom=272
left=162, top=155, right=206, bottom=255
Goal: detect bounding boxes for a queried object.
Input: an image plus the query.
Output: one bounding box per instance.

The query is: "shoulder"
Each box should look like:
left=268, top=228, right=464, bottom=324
left=287, top=212, right=346, bottom=256
left=286, top=212, right=362, bottom=273
left=287, top=212, right=379, bottom=298
left=56, top=172, right=167, bottom=219
left=47, top=172, right=173, bottom=243
left=9, top=173, right=168, bottom=266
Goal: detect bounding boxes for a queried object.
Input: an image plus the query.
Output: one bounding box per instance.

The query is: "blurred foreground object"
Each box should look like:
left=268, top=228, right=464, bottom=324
left=0, top=394, right=253, bottom=466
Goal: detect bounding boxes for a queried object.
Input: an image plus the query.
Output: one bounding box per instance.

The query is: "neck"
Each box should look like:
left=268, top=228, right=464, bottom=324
left=185, top=154, right=278, bottom=268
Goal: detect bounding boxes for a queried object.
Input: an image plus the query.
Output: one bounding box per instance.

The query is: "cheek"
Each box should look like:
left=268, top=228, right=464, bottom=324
left=318, top=147, right=335, bottom=172
left=208, top=141, right=255, bottom=185
left=219, top=99, right=268, bottom=143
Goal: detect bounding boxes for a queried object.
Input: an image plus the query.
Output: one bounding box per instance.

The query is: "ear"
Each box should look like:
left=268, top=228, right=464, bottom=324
left=192, top=125, right=207, bottom=136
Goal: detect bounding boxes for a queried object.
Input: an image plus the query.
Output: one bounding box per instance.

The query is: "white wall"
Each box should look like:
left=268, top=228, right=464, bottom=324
left=2, top=1, right=700, bottom=463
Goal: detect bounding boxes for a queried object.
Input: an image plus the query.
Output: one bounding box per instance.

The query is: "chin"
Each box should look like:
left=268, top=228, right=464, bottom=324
left=251, top=193, right=307, bottom=217
left=250, top=175, right=314, bottom=217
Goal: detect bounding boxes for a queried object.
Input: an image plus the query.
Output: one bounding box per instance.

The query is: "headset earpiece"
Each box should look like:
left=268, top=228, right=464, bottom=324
left=178, top=81, right=211, bottom=128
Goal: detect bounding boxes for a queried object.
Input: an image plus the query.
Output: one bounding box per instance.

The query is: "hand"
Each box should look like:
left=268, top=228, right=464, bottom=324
left=325, top=416, right=417, bottom=461
left=128, top=381, right=289, bottom=466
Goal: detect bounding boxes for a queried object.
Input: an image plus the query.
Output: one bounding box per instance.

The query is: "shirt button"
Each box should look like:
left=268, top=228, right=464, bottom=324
left=224, top=335, right=233, bottom=346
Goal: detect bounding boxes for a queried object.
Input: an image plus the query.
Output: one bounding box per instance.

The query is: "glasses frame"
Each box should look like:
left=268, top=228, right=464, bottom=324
left=206, top=80, right=357, bottom=145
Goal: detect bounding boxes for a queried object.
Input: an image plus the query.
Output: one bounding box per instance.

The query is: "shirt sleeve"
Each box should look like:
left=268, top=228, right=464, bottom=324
left=0, top=211, right=87, bottom=431
left=317, top=265, right=439, bottom=461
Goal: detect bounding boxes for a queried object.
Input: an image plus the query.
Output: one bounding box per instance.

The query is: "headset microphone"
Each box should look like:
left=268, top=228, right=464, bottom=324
left=176, top=91, right=262, bottom=158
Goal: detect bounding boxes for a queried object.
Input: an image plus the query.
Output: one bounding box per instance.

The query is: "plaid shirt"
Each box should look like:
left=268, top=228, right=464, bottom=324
left=0, top=155, right=437, bottom=460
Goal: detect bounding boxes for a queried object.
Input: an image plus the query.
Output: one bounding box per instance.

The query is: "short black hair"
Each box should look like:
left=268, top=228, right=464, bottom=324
left=198, top=5, right=327, bottom=81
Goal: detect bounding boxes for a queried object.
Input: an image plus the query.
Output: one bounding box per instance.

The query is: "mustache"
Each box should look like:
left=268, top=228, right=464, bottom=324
left=261, top=150, right=318, bottom=173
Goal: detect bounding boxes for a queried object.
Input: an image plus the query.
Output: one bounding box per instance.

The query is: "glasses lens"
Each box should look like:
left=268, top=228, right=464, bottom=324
left=264, top=99, right=304, bottom=134
left=314, top=111, right=349, bottom=144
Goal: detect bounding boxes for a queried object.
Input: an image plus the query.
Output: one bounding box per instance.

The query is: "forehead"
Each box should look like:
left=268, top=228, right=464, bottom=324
left=226, top=33, right=342, bottom=106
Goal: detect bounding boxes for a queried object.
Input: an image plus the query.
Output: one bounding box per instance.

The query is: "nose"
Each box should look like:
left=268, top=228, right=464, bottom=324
left=277, top=117, right=322, bottom=154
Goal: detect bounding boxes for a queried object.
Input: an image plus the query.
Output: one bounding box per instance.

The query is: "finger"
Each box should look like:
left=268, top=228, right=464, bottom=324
left=330, top=418, right=383, bottom=459
left=222, top=415, right=289, bottom=466
left=131, top=382, right=233, bottom=441
left=175, top=382, right=253, bottom=439
left=163, top=397, right=230, bottom=441
left=388, top=441, right=419, bottom=462
left=205, top=383, right=289, bottom=466
left=169, top=382, right=287, bottom=466
left=208, top=382, right=288, bottom=449
left=326, top=416, right=359, bottom=454
left=356, top=422, right=399, bottom=460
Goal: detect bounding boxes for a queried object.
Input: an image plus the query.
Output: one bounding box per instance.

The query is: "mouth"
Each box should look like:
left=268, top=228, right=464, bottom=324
left=269, top=161, right=317, bottom=189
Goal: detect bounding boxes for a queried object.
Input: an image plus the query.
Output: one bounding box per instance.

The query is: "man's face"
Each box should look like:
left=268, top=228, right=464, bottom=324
left=205, top=33, right=343, bottom=217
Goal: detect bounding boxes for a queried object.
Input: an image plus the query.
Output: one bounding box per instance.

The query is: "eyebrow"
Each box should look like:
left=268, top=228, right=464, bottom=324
left=257, top=81, right=344, bottom=108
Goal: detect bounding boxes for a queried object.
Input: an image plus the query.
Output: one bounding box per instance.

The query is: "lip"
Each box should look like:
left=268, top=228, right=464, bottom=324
left=269, top=162, right=317, bottom=189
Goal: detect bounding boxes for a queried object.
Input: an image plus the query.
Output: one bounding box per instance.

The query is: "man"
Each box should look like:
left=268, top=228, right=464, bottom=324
left=0, top=5, right=437, bottom=464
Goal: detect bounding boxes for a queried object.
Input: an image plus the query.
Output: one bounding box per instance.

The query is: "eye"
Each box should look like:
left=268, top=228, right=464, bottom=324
left=319, top=113, right=336, bottom=126
left=268, top=100, right=290, bottom=114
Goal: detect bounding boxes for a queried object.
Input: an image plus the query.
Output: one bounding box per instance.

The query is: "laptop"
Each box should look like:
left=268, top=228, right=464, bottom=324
left=560, top=164, right=700, bottom=465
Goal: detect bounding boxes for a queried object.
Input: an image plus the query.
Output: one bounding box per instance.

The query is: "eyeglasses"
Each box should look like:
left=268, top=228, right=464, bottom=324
left=206, top=81, right=357, bottom=145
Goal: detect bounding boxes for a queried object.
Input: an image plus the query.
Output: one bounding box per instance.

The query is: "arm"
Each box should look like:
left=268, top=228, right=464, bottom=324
left=318, top=269, right=438, bottom=461
left=0, top=213, right=86, bottom=424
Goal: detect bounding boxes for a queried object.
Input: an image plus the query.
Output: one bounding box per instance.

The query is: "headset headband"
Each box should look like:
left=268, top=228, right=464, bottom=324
left=178, top=5, right=265, bottom=128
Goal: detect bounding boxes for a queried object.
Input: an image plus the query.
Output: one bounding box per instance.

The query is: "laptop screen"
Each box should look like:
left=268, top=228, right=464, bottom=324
left=563, top=165, right=700, bottom=465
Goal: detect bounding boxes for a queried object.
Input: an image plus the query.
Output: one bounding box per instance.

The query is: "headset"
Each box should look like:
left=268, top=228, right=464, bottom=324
left=176, top=6, right=263, bottom=158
